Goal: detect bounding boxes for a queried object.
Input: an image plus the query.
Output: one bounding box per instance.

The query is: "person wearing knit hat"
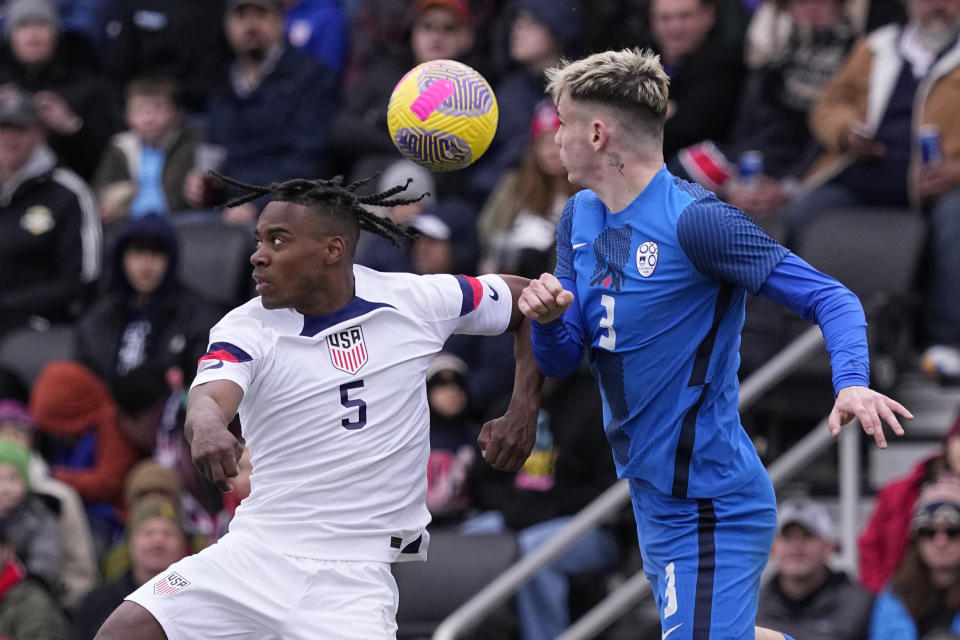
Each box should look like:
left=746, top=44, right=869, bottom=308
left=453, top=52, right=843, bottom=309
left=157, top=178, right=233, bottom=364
left=71, top=497, right=188, bottom=639
left=0, top=400, right=34, bottom=449
left=3, top=0, right=61, bottom=37
left=0, top=439, right=61, bottom=591
left=30, top=361, right=140, bottom=558
left=124, top=460, right=182, bottom=511
left=869, top=474, right=960, bottom=639
left=859, top=409, right=960, bottom=593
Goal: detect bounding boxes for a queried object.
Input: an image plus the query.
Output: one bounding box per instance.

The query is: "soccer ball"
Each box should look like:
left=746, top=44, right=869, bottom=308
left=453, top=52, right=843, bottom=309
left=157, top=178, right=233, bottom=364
left=387, top=59, right=498, bottom=172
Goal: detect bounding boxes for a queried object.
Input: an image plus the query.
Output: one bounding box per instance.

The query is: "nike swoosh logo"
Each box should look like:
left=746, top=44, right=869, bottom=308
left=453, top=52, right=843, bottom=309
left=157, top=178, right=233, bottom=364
left=488, top=286, right=499, bottom=301
left=198, top=361, right=224, bottom=372
left=662, top=623, right=682, bottom=640
left=572, top=242, right=587, bottom=249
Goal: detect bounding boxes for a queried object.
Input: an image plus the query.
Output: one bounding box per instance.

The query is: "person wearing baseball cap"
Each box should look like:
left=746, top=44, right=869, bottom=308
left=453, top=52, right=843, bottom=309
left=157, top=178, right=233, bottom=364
left=869, top=475, right=960, bottom=639
left=757, top=497, right=873, bottom=639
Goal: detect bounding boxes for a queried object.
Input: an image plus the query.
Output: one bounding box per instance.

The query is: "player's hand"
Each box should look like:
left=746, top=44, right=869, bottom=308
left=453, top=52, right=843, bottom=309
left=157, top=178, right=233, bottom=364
left=519, top=273, right=574, bottom=324
left=190, top=423, right=245, bottom=492
left=828, top=385, right=912, bottom=448
left=477, top=410, right=537, bottom=472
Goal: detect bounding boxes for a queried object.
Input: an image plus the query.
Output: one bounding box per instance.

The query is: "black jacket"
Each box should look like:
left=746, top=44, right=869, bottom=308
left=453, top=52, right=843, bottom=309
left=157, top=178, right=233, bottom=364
left=757, top=569, right=874, bottom=640
left=75, top=214, right=221, bottom=386
left=0, top=146, right=101, bottom=335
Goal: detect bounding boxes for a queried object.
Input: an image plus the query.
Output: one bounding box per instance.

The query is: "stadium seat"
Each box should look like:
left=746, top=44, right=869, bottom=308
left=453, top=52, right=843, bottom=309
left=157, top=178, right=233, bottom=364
left=171, top=215, right=254, bottom=308
left=0, top=323, right=77, bottom=388
left=392, top=530, right=518, bottom=640
left=793, top=208, right=926, bottom=313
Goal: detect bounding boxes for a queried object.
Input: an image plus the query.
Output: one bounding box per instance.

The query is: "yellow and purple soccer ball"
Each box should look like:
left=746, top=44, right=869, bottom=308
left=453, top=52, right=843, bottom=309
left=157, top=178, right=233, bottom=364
left=387, top=59, right=498, bottom=172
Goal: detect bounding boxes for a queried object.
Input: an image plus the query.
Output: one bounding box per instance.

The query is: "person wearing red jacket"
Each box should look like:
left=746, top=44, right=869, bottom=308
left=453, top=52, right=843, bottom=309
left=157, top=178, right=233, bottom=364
left=859, top=413, right=960, bottom=592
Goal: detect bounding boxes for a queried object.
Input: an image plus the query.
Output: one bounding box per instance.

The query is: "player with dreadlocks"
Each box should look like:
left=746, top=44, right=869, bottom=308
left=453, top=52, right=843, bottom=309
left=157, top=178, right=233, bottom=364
left=96, top=172, right=543, bottom=640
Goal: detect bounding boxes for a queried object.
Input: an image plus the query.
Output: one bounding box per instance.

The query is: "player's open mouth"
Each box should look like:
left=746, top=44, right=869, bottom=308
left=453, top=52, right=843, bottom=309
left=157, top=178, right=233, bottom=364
left=252, top=273, right=270, bottom=292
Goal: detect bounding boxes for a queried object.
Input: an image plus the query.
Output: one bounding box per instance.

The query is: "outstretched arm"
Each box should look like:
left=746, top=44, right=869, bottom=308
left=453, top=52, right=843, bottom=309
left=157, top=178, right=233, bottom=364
left=760, top=253, right=912, bottom=447
left=476, top=275, right=544, bottom=472
left=185, top=379, right=245, bottom=491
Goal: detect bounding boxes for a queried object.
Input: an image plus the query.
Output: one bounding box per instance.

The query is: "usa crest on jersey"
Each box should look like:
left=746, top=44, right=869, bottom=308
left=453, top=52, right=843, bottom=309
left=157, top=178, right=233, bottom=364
left=154, top=571, right=190, bottom=597
left=327, top=326, right=368, bottom=375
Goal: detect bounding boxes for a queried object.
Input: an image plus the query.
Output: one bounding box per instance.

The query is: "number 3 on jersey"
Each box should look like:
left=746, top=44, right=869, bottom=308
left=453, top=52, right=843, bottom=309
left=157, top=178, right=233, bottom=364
left=339, top=380, right=367, bottom=430
left=598, top=294, right=616, bottom=350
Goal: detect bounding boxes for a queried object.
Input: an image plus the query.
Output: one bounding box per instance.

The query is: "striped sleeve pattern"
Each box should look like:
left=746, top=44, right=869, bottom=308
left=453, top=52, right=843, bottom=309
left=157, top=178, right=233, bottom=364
left=676, top=202, right=787, bottom=294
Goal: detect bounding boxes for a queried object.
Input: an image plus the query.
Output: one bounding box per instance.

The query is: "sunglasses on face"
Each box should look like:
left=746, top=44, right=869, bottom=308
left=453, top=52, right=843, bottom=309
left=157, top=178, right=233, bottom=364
left=917, top=526, right=960, bottom=540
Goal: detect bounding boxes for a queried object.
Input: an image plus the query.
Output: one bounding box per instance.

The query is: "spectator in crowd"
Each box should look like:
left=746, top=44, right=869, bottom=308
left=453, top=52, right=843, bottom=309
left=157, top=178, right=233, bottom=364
left=0, top=440, right=61, bottom=591
left=651, top=0, right=746, bottom=159
left=331, top=0, right=477, bottom=182
left=92, top=75, right=199, bottom=226
left=469, top=0, right=582, bottom=198
left=101, top=460, right=208, bottom=581
left=478, top=99, right=575, bottom=275
left=424, top=353, right=478, bottom=526
left=357, top=195, right=480, bottom=276
left=860, top=412, right=960, bottom=593
left=111, top=379, right=222, bottom=540
left=0, top=84, right=101, bottom=339
left=869, top=474, right=960, bottom=639
left=464, top=368, right=618, bottom=640
left=184, top=0, right=338, bottom=226
left=283, top=0, right=349, bottom=75
left=675, top=0, right=855, bottom=224
left=75, top=214, right=222, bottom=387
left=0, top=523, right=68, bottom=640
left=102, top=0, right=230, bottom=114
left=758, top=496, right=874, bottom=639
left=0, top=399, right=97, bottom=608
left=29, top=361, right=139, bottom=551
left=70, top=498, right=188, bottom=640
left=785, top=0, right=960, bottom=383
left=0, top=0, right=115, bottom=180
left=745, top=0, right=905, bottom=69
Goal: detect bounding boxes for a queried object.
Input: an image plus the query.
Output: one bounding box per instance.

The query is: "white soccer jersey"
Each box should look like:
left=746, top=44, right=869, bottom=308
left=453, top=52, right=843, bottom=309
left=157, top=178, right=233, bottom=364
left=191, top=265, right=513, bottom=562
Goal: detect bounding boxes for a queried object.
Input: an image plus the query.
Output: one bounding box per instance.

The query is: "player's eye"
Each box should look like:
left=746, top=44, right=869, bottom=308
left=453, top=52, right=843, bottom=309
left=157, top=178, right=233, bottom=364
left=272, top=237, right=283, bottom=246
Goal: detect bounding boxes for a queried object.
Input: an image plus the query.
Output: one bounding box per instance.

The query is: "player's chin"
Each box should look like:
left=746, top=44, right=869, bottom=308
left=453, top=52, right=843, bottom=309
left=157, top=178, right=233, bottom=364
left=258, top=293, right=285, bottom=309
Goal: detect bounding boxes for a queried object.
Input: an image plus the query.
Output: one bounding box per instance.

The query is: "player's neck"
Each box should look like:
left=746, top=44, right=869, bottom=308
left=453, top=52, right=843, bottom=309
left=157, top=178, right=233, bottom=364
left=294, top=269, right=355, bottom=317
left=592, top=156, right=662, bottom=214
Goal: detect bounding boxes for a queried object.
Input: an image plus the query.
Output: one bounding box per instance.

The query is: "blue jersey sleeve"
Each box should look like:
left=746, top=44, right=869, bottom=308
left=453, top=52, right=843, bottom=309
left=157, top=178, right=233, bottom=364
left=677, top=202, right=789, bottom=294
left=759, top=252, right=870, bottom=394
left=529, top=276, right=586, bottom=378
left=554, top=196, right=576, bottom=281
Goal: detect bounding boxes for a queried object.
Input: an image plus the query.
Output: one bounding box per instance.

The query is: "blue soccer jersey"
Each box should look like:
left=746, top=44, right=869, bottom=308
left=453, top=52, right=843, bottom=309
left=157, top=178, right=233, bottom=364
left=532, top=166, right=869, bottom=500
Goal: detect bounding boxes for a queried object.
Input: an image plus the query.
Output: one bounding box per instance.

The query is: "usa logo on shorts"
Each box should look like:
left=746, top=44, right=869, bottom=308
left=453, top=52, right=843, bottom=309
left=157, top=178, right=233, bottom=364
left=327, top=326, right=368, bottom=375
left=154, top=572, right=190, bottom=597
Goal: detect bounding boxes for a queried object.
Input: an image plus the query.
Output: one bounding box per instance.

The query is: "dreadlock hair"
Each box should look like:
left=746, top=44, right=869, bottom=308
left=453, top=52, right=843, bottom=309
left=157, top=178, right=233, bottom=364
left=211, top=171, right=426, bottom=247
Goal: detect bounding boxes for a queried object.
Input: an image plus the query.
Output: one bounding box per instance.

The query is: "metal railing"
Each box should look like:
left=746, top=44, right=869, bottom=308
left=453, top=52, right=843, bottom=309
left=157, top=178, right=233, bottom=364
left=433, top=324, right=858, bottom=640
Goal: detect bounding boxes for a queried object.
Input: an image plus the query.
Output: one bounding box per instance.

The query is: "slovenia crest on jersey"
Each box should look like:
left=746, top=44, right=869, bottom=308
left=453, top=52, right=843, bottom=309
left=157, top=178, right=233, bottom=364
left=327, top=325, right=368, bottom=375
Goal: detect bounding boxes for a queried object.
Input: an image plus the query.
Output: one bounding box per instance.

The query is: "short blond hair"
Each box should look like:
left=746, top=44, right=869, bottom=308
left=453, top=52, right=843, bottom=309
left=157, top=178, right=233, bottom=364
left=546, top=48, right=670, bottom=137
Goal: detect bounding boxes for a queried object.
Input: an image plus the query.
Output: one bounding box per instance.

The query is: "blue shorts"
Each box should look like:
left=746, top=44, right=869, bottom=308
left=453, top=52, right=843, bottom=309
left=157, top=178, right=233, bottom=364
left=629, top=467, right=776, bottom=640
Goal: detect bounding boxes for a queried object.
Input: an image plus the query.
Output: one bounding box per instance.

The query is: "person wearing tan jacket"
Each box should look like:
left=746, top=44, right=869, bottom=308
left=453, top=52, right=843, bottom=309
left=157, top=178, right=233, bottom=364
left=784, top=0, right=960, bottom=383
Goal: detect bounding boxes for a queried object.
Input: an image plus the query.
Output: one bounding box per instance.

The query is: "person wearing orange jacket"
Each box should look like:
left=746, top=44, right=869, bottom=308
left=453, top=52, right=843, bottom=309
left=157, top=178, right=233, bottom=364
left=29, top=361, right=140, bottom=552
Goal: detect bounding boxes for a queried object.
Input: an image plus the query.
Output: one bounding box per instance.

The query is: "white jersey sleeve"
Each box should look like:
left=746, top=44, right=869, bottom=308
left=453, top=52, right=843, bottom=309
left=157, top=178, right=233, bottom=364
left=406, top=273, right=512, bottom=339
left=190, top=306, right=269, bottom=394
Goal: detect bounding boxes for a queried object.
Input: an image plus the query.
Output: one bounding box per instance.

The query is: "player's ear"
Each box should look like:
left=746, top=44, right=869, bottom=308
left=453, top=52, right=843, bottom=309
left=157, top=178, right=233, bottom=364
left=591, top=120, right=607, bottom=150
left=322, top=235, right=346, bottom=264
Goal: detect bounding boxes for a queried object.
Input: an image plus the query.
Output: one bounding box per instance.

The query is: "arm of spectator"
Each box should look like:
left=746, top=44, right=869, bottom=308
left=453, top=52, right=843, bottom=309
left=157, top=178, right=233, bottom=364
left=918, top=158, right=960, bottom=199
left=809, top=37, right=873, bottom=152
left=24, top=501, right=63, bottom=590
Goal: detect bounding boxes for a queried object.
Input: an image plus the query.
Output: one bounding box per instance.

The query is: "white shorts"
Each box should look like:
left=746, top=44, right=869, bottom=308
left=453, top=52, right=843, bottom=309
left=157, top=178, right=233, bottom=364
left=126, top=531, right=399, bottom=640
